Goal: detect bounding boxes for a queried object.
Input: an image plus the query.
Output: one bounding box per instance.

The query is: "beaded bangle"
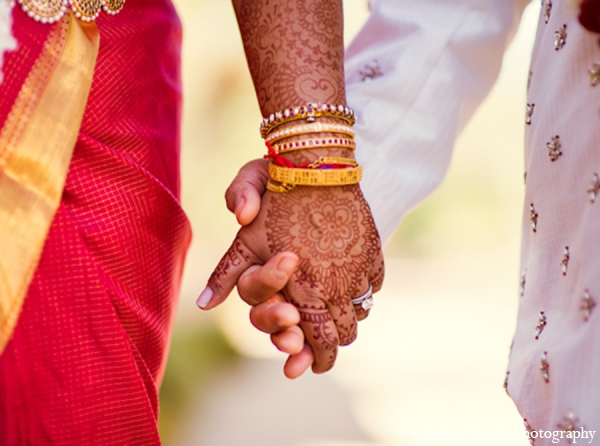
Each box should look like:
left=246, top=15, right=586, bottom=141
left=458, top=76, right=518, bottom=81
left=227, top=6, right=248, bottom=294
left=265, top=122, right=355, bottom=144
left=267, top=163, right=362, bottom=193
left=273, top=137, right=356, bottom=154
left=260, top=103, right=356, bottom=139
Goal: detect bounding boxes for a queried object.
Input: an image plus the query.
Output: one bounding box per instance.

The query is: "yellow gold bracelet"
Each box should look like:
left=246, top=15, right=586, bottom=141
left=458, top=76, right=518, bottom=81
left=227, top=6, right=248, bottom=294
left=305, top=157, right=357, bottom=168
left=267, top=163, right=362, bottom=193
left=273, top=137, right=356, bottom=154
left=265, top=122, right=355, bottom=144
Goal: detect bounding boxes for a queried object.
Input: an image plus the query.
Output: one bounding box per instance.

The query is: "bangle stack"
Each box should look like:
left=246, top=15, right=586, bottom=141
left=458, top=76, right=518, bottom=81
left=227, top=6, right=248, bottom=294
left=260, top=102, right=361, bottom=193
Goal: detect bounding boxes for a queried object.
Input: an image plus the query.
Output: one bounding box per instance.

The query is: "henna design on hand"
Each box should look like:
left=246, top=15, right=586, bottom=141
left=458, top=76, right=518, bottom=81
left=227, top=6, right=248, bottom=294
left=335, top=310, right=357, bottom=345
left=208, top=238, right=253, bottom=294
left=227, top=0, right=384, bottom=373
left=370, top=261, right=385, bottom=292
left=262, top=185, right=381, bottom=355
left=353, top=303, right=370, bottom=322
left=215, top=166, right=384, bottom=371
left=266, top=186, right=379, bottom=304
left=298, top=304, right=338, bottom=369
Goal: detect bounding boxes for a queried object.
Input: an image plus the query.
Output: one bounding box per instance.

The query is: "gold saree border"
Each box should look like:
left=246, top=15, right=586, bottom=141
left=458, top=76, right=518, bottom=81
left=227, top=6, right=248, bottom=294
left=0, top=13, right=99, bottom=353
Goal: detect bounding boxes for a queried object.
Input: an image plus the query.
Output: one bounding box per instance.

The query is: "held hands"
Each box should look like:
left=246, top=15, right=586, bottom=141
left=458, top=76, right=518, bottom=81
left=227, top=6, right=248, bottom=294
left=226, top=0, right=369, bottom=377
left=199, top=159, right=384, bottom=376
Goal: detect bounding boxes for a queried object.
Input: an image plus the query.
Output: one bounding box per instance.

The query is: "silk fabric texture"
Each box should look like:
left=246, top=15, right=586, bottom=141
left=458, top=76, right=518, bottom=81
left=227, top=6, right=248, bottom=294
left=0, top=2, right=191, bottom=444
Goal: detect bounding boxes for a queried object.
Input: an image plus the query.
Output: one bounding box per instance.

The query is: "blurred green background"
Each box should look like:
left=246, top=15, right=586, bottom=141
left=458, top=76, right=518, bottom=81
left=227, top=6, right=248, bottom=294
left=159, top=1, right=540, bottom=444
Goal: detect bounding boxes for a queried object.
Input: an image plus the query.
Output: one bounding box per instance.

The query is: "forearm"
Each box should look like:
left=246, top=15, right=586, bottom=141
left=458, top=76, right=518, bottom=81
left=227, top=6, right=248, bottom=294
left=232, top=0, right=346, bottom=115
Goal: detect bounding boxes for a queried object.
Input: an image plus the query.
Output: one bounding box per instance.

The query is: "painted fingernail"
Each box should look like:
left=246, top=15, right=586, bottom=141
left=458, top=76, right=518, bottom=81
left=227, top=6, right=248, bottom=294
left=196, top=287, right=213, bottom=309
left=235, top=196, right=245, bottom=215
left=277, top=255, right=297, bottom=274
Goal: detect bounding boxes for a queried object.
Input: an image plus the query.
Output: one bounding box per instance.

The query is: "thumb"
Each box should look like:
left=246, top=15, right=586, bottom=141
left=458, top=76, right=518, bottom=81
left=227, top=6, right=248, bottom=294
left=197, top=236, right=260, bottom=310
left=225, top=159, right=269, bottom=226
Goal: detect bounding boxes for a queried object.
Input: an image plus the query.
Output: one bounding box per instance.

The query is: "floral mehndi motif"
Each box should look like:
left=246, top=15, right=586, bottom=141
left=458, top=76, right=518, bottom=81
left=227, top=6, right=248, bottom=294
left=303, top=197, right=361, bottom=263
left=263, top=185, right=382, bottom=357
left=266, top=186, right=379, bottom=305
left=297, top=0, right=342, bottom=48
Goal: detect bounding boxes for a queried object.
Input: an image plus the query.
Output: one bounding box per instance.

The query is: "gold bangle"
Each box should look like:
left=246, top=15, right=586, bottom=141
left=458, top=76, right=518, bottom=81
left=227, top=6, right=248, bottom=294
left=260, top=103, right=356, bottom=138
left=268, top=163, right=362, bottom=192
left=305, top=157, right=357, bottom=168
left=273, top=137, right=356, bottom=154
left=265, top=122, right=355, bottom=144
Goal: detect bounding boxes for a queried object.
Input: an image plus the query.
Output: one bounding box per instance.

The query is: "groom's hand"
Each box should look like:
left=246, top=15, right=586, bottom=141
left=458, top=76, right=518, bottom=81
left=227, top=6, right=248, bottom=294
left=238, top=252, right=315, bottom=379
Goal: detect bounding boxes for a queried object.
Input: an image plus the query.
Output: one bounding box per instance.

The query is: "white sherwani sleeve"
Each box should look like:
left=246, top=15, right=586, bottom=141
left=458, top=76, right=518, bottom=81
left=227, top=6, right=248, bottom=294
left=346, top=0, right=531, bottom=244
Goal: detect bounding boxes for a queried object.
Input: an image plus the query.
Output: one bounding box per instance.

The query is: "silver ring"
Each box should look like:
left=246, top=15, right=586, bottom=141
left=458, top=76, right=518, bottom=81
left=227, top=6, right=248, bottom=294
left=351, top=284, right=374, bottom=310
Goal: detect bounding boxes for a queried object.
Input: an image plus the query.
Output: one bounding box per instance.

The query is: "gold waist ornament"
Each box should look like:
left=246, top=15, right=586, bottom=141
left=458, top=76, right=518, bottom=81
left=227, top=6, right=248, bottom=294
left=15, top=0, right=125, bottom=23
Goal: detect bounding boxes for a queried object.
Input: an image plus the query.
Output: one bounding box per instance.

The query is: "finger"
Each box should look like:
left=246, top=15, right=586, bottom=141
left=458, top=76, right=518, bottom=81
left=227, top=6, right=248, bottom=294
left=249, top=294, right=301, bottom=333
left=285, top=280, right=339, bottom=374
left=225, top=159, right=270, bottom=226
left=270, top=325, right=305, bottom=355
left=369, top=249, right=385, bottom=293
left=197, top=236, right=259, bottom=310
left=298, top=305, right=338, bottom=374
left=352, top=280, right=373, bottom=322
left=238, top=252, right=298, bottom=306
left=354, top=250, right=384, bottom=321
left=325, top=291, right=358, bottom=346
left=283, top=343, right=314, bottom=380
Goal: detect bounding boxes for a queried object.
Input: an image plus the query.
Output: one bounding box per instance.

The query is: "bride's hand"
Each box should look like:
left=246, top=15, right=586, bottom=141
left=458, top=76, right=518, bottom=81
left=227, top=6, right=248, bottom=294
left=199, top=158, right=384, bottom=373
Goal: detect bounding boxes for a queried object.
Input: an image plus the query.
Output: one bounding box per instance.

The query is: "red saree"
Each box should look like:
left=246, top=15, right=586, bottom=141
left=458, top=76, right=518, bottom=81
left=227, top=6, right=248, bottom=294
left=0, top=2, right=191, bottom=444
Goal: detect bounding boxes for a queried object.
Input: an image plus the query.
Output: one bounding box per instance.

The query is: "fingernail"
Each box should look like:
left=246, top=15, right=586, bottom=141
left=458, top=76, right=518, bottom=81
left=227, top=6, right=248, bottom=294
left=277, top=255, right=297, bottom=274
left=196, top=287, right=213, bottom=308
left=235, top=196, right=245, bottom=215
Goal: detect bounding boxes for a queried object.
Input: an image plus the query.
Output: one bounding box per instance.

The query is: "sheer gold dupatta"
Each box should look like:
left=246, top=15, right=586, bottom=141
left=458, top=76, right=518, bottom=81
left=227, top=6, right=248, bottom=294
left=0, top=14, right=98, bottom=353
